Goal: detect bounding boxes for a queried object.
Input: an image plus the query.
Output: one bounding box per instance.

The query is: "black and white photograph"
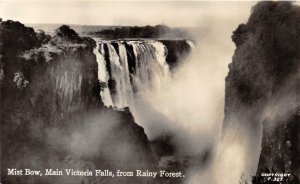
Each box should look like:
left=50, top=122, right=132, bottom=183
left=0, top=1, right=299, bottom=184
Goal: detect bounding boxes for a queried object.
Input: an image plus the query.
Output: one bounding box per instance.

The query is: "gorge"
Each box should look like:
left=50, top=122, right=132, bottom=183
left=1, top=1, right=300, bottom=184
left=0, top=20, right=193, bottom=184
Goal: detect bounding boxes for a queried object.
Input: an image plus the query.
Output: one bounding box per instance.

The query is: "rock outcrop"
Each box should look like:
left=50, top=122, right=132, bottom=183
left=0, top=20, right=155, bottom=184
left=160, top=40, right=192, bottom=71
left=225, top=1, right=300, bottom=183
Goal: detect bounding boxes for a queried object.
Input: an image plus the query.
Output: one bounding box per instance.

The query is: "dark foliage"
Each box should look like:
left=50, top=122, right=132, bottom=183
left=55, top=25, right=80, bottom=41
left=93, top=25, right=189, bottom=39
left=0, top=20, right=42, bottom=54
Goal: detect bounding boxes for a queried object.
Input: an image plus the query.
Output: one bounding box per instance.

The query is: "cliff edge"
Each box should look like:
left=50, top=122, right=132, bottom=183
left=0, top=20, right=155, bottom=184
left=225, top=2, right=300, bottom=183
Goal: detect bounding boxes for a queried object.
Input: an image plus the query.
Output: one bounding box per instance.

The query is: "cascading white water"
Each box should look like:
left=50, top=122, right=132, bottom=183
left=105, top=42, right=136, bottom=108
left=106, top=43, right=128, bottom=108
left=93, top=39, right=170, bottom=109
left=129, top=41, right=170, bottom=93
left=117, top=42, right=134, bottom=107
left=93, top=38, right=113, bottom=107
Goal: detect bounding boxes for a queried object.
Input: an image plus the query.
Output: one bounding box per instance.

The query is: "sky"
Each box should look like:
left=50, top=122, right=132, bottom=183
left=0, top=1, right=256, bottom=27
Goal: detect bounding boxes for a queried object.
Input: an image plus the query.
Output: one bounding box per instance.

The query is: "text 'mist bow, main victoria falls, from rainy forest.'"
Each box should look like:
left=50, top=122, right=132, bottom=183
left=0, top=1, right=300, bottom=184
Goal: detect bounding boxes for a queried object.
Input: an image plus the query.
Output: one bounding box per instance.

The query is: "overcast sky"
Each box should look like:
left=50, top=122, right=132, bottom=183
left=0, top=1, right=257, bottom=27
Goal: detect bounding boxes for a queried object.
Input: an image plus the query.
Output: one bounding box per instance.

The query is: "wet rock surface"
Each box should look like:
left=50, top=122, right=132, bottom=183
left=225, top=2, right=300, bottom=183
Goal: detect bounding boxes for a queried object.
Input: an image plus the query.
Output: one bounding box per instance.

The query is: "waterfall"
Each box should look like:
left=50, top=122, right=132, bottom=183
left=128, top=41, right=170, bottom=93
left=93, top=38, right=113, bottom=107
left=93, top=39, right=170, bottom=109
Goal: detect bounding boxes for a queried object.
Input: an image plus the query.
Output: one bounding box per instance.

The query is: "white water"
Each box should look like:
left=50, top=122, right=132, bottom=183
left=118, top=42, right=134, bottom=107
left=93, top=39, right=170, bottom=109
left=93, top=38, right=113, bottom=106
left=129, top=41, right=170, bottom=93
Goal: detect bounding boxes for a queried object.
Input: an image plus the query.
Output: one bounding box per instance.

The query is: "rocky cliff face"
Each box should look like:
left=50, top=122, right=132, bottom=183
left=160, top=40, right=192, bottom=71
left=225, top=1, right=300, bottom=183
left=0, top=20, right=155, bottom=184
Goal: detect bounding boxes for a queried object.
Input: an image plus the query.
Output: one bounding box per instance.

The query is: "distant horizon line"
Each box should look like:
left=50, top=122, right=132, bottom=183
left=1, top=17, right=201, bottom=28
left=24, top=22, right=201, bottom=29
